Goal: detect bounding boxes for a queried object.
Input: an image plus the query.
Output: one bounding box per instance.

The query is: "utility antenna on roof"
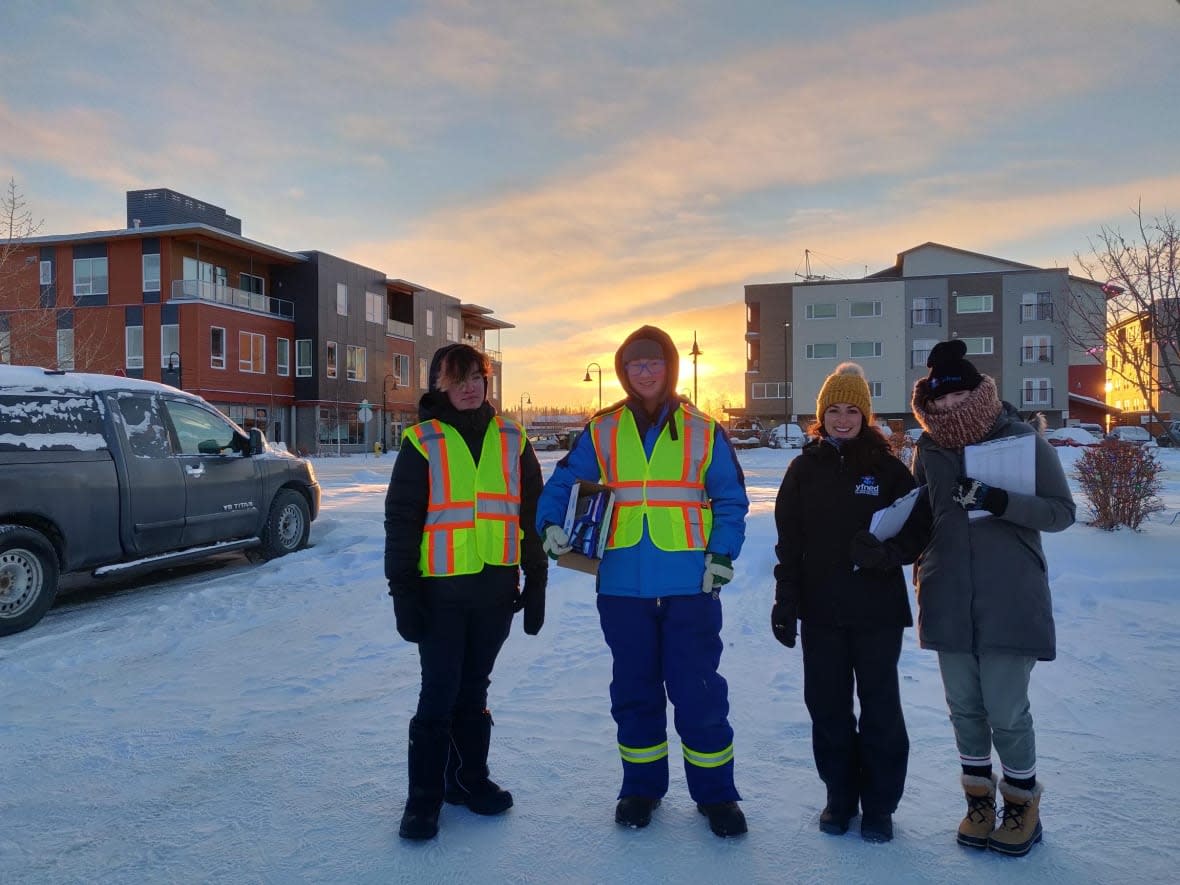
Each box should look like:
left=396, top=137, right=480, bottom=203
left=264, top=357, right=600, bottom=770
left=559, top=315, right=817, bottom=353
left=795, top=249, right=829, bottom=281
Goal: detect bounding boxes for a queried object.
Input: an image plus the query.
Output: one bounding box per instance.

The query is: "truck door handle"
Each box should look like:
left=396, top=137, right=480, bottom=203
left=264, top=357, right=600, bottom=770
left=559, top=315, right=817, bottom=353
left=185, top=465, right=205, bottom=477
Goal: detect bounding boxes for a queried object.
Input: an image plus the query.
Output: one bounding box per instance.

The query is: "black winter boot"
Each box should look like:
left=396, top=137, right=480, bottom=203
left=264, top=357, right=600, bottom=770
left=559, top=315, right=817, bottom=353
left=697, top=801, right=748, bottom=838
left=615, top=796, right=661, bottom=829
left=399, top=717, right=450, bottom=841
left=444, top=709, right=513, bottom=816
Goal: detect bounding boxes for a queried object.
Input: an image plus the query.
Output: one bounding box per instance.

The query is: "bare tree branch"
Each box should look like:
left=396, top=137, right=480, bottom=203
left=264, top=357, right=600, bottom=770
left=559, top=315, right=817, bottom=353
left=1062, top=203, right=1180, bottom=424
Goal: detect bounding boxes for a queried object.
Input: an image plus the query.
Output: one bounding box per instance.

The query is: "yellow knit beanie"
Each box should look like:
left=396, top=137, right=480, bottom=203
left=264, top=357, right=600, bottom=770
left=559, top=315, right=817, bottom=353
left=816, top=362, right=873, bottom=419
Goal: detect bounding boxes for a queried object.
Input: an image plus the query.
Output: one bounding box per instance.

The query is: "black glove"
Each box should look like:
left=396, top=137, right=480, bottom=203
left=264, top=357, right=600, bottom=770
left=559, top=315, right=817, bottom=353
left=850, top=529, right=893, bottom=571
left=953, top=477, right=1009, bottom=516
left=391, top=588, right=428, bottom=643
left=515, top=573, right=546, bottom=636
left=771, top=583, right=798, bottom=648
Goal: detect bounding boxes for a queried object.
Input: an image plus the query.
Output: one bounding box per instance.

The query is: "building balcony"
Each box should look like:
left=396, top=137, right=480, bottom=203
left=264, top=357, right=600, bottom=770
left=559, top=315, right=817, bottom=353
left=462, top=334, right=501, bottom=363
left=911, top=308, right=942, bottom=326
left=1021, top=303, right=1054, bottom=322
left=170, top=279, right=294, bottom=320
left=386, top=319, right=413, bottom=339
left=1021, top=386, right=1054, bottom=407
left=1020, top=345, right=1054, bottom=365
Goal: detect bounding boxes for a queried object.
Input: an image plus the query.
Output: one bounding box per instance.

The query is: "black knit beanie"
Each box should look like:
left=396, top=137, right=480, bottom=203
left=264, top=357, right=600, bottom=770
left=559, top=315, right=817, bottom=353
left=924, top=339, right=982, bottom=400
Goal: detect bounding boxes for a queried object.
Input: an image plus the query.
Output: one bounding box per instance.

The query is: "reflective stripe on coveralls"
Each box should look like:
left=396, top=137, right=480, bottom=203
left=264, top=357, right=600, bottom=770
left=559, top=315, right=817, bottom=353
left=589, top=404, right=715, bottom=551
left=682, top=742, right=735, bottom=769
left=619, top=740, right=670, bottom=765
left=405, top=417, right=523, bottom=575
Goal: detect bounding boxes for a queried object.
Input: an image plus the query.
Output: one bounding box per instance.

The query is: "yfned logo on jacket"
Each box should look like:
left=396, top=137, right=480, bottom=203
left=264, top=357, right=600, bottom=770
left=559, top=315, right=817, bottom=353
left=854, top=475, right=880, bottom=496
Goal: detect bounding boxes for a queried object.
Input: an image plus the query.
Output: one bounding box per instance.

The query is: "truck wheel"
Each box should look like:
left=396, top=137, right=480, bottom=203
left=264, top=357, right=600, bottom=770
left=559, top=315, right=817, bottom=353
left=0, top=525, right=60, bottom=637
left=259, top=490, right=311, bottom=559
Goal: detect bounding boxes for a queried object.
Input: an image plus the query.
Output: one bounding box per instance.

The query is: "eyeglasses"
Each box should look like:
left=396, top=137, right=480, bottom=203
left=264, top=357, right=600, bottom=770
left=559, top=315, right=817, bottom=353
left=625, top=359, right=666, bottom=377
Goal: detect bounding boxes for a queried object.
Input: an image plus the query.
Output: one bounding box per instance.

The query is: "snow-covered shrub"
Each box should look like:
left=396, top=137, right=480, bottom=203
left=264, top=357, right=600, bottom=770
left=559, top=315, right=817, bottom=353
left=1073, top=441, right=1164, bottom=530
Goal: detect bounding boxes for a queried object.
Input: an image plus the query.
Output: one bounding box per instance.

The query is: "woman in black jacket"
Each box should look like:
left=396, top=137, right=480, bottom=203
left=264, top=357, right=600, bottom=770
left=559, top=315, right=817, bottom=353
left=384, top=343, right=548, bottom=841
left=771, top=363, right=918, bottom=844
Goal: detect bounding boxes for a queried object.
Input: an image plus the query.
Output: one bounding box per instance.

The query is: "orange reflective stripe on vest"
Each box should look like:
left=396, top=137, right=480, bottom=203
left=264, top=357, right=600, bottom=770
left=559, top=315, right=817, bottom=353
left=589, top=404, right=715, bottom=551
left=405, top=417, right=524, bottom=576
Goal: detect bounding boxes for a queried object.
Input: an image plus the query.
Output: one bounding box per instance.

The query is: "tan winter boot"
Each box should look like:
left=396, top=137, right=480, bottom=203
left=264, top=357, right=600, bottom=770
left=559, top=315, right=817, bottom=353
left=957, top=773, right=997, bottom=848
left=989, top=780, right=1044, bottom=857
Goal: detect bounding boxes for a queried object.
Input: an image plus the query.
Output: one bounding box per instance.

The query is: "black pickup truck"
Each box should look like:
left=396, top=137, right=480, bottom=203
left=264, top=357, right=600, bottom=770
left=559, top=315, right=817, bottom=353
left=0, top=366, right=320, bottom=636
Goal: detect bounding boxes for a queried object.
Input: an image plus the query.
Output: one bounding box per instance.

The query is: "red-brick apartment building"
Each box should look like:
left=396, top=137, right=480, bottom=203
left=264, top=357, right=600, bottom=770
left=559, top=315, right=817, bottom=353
left=0, top=188, right=512, bottom=453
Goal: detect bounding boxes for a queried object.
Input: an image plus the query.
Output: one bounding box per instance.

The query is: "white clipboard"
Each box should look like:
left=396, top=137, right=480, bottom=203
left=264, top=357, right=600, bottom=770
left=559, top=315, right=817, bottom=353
left=963, top=434, right=1036, bottom=519
left=869, top=485, right=925, bottom=541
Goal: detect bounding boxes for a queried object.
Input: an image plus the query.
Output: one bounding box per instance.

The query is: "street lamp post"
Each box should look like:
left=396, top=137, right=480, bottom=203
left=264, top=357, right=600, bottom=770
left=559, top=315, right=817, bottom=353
left=164, top=351, right=182, bottom=390
left=689, top=331, right=702, bottom=404
left=383, top=373, right=397, bottom=449
left=783, top=322, right=792, bottom=425
left=519, top=392, right=531, bottom=432
left=583, top=362, right=602, bottom=412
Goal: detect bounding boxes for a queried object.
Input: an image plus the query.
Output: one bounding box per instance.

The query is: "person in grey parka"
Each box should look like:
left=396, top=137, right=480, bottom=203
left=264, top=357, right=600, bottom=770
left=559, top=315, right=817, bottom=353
left=909, top=340, right=1074, bottom=859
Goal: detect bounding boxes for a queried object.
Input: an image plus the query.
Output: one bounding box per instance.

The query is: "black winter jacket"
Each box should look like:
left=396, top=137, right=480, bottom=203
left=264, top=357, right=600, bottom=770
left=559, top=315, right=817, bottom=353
left=384, top=392, right=547, bottom=609
left=774, top=432, right=917, bottom=629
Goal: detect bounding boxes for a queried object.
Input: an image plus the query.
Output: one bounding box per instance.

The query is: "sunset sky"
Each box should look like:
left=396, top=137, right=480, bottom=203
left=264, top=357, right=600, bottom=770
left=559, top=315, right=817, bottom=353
left=3, top=1, right=1178, bottom=412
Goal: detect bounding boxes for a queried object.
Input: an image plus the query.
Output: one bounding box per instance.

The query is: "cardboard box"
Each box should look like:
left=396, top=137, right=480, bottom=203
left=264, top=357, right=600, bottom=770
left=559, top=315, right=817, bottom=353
left=556, top=480, right=615, bottom=575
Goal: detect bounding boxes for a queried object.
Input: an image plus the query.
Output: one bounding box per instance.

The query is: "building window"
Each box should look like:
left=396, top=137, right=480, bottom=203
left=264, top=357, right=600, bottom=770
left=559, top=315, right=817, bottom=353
left=0, top=330, right=9, bottom=364
left=393, top=353, right=410, bottom=387
left=142, top=254, right=161, bottom=293
left=73, top=257, right=109, bottom=298
left=1021, top=291, right=1053, bottom=322
left=955, top=294, right=993, bottom=313
left=125, top=326, right=144, bottom=369
left=239, top=331, right=266, bottom=374
left=1022, top=378, right=1052, bottom=406
left=850, top=341, right=882, bottom=358
left=57, top=328, right=75, bottom=370
left=240, top=273, right=265, bottom=296
left=1022, top=335, right=1053, bottom=364
left=912, top=338, right=938, bottom=368
left=849, top=301, right=881, bottom=318
left=751, top=382, right=787, bottom=399
left=425, top=308, right=434, bottom=337
left=419, top=357, right=429, bottom=389
left=961, top=336, right=994, bottom=355
left=365, top=290, right=383, bottom=324
left=806, top=303, right=837, bottom=320
left=446, top=314, right=460, bottom=342
left=326, top=341, right=338, bottom=379
left=161, top=324, right=179, bottom=366
left=276, top=338, right=290, bottom=376
left=296, top=339, right=312, bottom=377
left=210, top=327, right=226, bottom=370
left=912, top=297, right=940, bottom=326
left=870, top=381, right=883, bottom=398
left=806, top=342, right=837, bottom=359
left=490, top=374, right=499, bottom=401
left=317, top=405, right=363, bottom=446
left=346, top=344, right=367, bottom=381
left=39, top=260, right=52, bottom=285
left=336, top=283, right=348, bottom=316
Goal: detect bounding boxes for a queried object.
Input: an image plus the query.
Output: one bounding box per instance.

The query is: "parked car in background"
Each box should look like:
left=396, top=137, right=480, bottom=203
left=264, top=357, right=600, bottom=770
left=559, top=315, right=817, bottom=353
left=728, top=418, right=769, bottom=448
left=1046, top=427, right=1102, bottom=448
left=767, top=422, right=807, bottom=449
left=1077, top=423, right=1105, bottom=440
left=1106, top=425, right=1156, bottom=447
left=1155, top=420, right=1180, bottom=447
left=529, top=434, right=561, bottom=451
left=0, top=366, right=320, bottom=636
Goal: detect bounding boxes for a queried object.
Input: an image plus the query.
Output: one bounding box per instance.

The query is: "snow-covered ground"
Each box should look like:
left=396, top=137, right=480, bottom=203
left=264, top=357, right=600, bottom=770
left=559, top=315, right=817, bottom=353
left=3, top=446, right=1179, bottom=884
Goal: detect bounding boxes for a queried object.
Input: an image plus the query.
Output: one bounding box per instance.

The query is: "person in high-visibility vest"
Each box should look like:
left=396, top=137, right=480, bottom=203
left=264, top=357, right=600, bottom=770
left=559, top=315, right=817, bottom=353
left=536, top=325, right=750, bottom=839
left=385, top=343, right=548, bottom=842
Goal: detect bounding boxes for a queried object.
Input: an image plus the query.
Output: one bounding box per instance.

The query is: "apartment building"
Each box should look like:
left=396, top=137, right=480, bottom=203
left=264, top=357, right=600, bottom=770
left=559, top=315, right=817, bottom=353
left=741, top=243, right=1109, bottom=429
left=0, top=188, right=511, bottom=453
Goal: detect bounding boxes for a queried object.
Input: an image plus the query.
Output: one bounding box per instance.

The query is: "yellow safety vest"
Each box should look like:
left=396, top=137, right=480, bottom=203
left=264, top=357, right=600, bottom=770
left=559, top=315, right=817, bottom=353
left=589, top=404, right=715, bottom=551
left=404, top=417, right=524, bottom=576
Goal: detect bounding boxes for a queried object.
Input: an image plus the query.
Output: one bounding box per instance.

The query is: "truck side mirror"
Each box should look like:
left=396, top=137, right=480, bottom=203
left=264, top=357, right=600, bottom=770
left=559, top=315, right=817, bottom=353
left=248, top=427, right=267, bottom=456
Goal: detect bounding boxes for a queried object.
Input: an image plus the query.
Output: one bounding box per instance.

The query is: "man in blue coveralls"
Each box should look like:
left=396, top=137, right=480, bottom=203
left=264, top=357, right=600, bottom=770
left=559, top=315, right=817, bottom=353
left=537, top=324, right=750, bottom=838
